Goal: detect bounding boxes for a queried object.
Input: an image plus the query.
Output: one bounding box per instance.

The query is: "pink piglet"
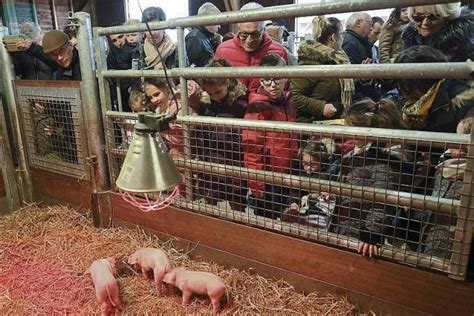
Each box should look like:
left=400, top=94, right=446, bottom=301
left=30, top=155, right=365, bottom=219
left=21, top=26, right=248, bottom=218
left=163, top=267, right=227, bottom=313
left=127, top=247, right=172, bottom=295
left=85, top=257, right=124, bottom=316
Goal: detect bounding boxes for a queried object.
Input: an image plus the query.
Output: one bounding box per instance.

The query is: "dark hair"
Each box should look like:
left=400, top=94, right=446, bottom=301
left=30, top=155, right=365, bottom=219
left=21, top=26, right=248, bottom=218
left=222, top=32, right=235, bottom=42
left=386, top=8, right=403, bottom=27
left=200, top=57, right=238, bottom=86
left=63, top=25, right=77, bottom=39
left=318, top=17, right=343, bottom=45
left=372, top=16, right=384, bottom=26
left=144, top=78, right=173, bottom=90
left=345, top=98, right=406, bottom=129
left=259, top=54, right=286, bottom=66
left=142, top=7, right=166, bottom=23
left=395, top=46, right=449, bottom=93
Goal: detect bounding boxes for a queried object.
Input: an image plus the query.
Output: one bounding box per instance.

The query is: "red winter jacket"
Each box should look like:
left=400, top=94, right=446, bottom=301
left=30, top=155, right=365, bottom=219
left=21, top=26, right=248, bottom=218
left=242, top=88, right=299, bottom=194
left=215, top=32, right=289, bottom=89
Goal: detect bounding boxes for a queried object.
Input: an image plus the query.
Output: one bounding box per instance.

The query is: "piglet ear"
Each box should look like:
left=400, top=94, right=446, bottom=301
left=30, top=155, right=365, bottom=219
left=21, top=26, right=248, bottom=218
left=163, top=271, right=175, bottom=284
left=127, top=255, right=137, bottom=265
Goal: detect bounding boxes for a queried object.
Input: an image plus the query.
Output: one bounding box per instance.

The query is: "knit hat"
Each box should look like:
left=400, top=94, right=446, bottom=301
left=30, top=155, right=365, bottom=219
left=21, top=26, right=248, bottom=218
left=42, top=30, right=69, bottom=53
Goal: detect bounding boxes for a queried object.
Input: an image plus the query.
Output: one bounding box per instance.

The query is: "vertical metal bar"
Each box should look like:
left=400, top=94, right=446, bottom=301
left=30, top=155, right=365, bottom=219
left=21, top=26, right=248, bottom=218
left=31, top=0, right=39, bottom=26
left=449, top=130, right=474, bottom=280
left=69, top=0, right=74, bottom=13
left=50, top=0, right=59, bottom=30
left=2, top=0, right=19, bottom=34
left=93, top=27, right=116, bottom=190
left=116, top=79, right=123, bottom=112
left=0, top=99, right=21, bottom=213
left=75, top=12, right=109, bottom=193
left=0, top=31, right=33, bottom=203
left=176, top=26, right=193, bottom=200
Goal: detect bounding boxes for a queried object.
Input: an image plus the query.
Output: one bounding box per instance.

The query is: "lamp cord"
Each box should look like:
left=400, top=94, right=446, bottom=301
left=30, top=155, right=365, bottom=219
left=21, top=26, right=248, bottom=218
left=137, top=0, right=181, bottom=116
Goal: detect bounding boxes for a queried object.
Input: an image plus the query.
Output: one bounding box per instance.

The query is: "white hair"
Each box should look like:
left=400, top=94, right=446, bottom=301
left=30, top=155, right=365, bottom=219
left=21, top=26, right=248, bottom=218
left=19, top=22, right=41, bottom=41
left=407, top=2, right=461, bottom=22
left=198, top=2, right=221, bottom=16
left=345, top=12, right=371, bottom=30
left=239, top=2, right=265, bottom=29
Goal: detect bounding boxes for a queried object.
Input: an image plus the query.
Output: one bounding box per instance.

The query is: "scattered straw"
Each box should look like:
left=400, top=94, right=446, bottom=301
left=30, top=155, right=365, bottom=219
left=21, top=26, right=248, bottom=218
left=0, top=204, right=363, bottom=314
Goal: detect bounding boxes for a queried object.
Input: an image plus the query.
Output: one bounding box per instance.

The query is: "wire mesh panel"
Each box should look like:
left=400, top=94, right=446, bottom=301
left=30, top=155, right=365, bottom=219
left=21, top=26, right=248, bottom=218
left=15, top=81, right=89, bottom=180
left=105, top=112, right=472, bottom=275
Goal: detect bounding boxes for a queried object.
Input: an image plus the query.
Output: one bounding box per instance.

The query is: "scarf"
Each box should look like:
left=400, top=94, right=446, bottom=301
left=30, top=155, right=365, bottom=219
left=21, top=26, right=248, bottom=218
left=402, top=79, right=445, bottom=130
left=298, top=40, right=355, bottom=109
left=144, top=33, right=176, bottom=69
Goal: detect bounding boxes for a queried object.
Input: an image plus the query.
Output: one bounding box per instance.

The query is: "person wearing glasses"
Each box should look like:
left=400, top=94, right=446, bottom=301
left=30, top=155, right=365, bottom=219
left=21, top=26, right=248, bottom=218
left=215, top=2, right=288, bottom=89
left=402, top=2, right=473, bottom=62
left=42, top=30, right=81, bottom=80
left=242, top=54, right=298, bottom=219
left=342, top=12, right=373, bottom=65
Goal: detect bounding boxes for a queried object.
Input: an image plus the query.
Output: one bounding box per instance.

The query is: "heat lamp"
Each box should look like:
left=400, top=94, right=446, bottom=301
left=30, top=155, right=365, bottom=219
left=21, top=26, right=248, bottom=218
left=116, top=112, right=182, bottom=212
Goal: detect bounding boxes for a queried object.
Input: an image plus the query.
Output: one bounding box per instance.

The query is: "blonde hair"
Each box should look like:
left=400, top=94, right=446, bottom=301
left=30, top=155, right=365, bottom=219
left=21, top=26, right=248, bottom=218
left=407, top=2, right=461, bottom=22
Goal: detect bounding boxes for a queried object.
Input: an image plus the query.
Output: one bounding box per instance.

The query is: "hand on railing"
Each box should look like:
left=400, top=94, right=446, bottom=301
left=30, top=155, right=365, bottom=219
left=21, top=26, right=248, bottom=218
left=358, top=242, right=380, bottom=258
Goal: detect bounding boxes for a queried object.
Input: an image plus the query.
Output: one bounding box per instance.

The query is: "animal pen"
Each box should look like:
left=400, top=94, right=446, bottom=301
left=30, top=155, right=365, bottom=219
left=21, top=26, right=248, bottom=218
left=0, top=0, right=473, bottom=314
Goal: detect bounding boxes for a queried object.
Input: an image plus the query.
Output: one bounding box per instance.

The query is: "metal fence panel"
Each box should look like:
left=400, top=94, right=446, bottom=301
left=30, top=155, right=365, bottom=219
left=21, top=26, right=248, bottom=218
left=15, top=82, right=90, bottom=180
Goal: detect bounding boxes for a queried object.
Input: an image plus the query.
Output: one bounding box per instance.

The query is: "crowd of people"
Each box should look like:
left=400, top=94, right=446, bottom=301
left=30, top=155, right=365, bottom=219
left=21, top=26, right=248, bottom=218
left=5, top=2, right=474, bottom=258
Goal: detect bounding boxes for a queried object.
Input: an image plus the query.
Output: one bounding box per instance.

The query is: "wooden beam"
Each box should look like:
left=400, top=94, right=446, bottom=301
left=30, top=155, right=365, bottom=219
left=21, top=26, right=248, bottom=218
left=110, top=192, right=474, bottom=315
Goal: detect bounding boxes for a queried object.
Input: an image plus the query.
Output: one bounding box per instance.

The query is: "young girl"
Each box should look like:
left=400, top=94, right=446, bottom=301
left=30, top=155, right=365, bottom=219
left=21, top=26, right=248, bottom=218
left=196, top=58, right=248, bottom=211
left=143, top=78, right=203, bottom=160
left=339, top=98, right=418, bottom=257
left=378, top=8, right=410, bottom=64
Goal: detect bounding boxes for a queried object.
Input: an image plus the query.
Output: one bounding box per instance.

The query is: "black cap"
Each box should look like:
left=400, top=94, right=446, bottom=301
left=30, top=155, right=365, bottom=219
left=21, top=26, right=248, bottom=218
left=141, top=7, right=166, bottom=23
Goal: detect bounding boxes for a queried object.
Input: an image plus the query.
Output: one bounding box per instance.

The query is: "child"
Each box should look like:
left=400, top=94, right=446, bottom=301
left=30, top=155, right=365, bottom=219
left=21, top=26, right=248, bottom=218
left=197, top=58, right=248, bottom=211
left=128, top=89, right=147, bottom=112
left=378, top=8, right=410, bottom=64
left=242, top=54, right=299, bottom=219
left=422, top=117, right=472, bottom=258
left=143, top=78, right=203, bottom=160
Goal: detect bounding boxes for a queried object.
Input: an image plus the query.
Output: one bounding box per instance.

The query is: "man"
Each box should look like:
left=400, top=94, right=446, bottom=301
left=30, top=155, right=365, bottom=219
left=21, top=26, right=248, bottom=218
left=42, top=30, right=81, bottom=80
left=342, top=12, right=373, bottom=65
left=215, top=2, right=288, bottom=89
left=368, top=16, right=384, bottom=63
left=342, top=13, right=380, bottom=101
left=185, top=2, right=221, bottom=67
left=11, top=22, right=55, bottom=80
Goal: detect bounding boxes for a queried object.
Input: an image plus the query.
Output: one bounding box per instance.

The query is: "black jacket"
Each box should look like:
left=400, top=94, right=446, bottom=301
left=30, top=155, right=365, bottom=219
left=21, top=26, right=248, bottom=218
left=185, top=27, right=216, bottom=67
left=401, top=7, right=474, bottom=62
left=342, top=30, right=372, bottom=64
left=12, top=44, right=56, bottom=80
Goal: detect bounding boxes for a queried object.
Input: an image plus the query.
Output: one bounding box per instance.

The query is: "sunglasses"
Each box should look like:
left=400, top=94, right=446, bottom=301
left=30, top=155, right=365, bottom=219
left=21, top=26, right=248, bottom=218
left=238, top=30, right=262, bottom=40
left=412, top=13, right=441, bottom=23
left=260, top=78, right=285, bottom=86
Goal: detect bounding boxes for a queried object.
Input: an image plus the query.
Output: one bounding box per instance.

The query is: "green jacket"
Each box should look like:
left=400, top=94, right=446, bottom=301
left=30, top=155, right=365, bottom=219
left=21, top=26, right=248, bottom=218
left=290, top=40, right=343, bottom=123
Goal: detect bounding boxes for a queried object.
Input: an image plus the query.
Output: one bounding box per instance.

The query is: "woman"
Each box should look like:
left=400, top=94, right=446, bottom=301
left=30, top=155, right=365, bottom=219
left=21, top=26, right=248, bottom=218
left=141, top=7, right=181, bottom=69
left=196, top=58, right=248, bottom=211
left=402, top=2, right=473, bottom=62
left=143, top=78, right=202, bottom=160
left=395, top=45, right=473, bottom=133
left=290, top=16, right=354, bottom=123
left=378, top=8, right=410, bottom=64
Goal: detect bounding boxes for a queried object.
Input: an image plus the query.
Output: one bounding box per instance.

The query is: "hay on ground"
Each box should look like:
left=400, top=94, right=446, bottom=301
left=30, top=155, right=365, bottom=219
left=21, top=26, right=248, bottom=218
left=0, top=204, right=362, bottom=315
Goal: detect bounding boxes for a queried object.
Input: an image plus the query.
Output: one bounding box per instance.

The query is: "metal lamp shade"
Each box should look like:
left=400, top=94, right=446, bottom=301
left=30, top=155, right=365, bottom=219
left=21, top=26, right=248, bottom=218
left=116, top=132, right=182, bottom=193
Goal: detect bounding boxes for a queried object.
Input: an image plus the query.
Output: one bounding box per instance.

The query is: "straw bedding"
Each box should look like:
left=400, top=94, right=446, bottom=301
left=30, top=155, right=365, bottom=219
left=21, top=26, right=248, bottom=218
left=0, top=204, right=362, bottom=314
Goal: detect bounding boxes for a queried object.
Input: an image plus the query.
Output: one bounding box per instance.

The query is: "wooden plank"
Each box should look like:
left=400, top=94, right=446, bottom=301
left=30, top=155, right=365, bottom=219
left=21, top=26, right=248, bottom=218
left=31, top=168, right=92, bottom=209
left=115, top=216, right=426, bottom=316
left=0, top=170, right=5, bottom=197
left=110, top=193, right=474, bottom=315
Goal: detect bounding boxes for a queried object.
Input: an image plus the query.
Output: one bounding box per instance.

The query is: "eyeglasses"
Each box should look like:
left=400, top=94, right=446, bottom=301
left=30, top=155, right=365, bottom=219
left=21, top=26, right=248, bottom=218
left=50, top=42, right=71, bottom=57
left=260, top=78, right=285, bottom=86
left=412, top=13, right=441, bottom=23
left=238, top=30, right=262, bottom=40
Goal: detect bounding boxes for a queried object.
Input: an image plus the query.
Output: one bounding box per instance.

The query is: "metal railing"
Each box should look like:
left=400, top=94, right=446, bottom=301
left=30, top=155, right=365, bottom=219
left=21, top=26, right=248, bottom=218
left=92, top=0, right=474, bottom=280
